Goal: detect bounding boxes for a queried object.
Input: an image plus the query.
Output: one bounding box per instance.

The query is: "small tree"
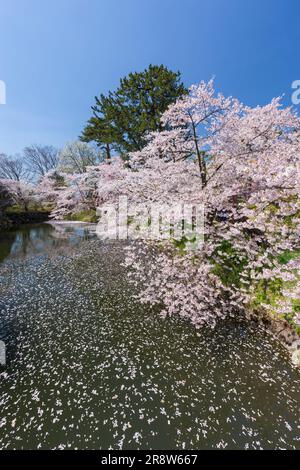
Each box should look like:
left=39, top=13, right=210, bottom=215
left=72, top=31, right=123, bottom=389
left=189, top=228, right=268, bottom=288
left=36, top=170, right=67, bottom=209
left=58, top=141, right=100, bottom=174
left=1, top=180, right=35, bottom=211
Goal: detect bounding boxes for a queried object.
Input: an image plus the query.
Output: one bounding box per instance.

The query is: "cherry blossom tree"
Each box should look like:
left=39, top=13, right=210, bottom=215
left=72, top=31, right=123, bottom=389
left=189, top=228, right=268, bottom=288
left=0, top=179, right=36, bottom=211
left=125, top=80, right=300, bottom=329
left=52, top=166, right=102, bottom=219
left=48, top=79, right=300, bottom=334
left=130, top=80, right=242, bottom=188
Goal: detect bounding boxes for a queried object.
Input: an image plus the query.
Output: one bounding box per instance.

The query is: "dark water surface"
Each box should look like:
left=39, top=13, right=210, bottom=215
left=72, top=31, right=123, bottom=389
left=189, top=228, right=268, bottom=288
left=0, top=223, right=299, bottom=449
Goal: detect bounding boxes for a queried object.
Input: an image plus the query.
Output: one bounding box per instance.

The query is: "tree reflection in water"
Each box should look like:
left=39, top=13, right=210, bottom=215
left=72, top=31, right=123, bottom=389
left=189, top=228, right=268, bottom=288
left=0, top=222, right=96, bottom=263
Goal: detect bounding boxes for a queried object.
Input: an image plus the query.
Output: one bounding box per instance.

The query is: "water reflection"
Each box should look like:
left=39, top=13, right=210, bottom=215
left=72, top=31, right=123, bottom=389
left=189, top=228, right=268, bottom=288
left=0, top=222, right=96, bottom=263
left=0, top=231, right=17, bottom=263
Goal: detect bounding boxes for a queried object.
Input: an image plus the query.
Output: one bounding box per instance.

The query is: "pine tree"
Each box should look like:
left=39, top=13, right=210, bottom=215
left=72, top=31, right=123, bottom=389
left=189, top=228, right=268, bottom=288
left=81, top=65, right=187, bottom=157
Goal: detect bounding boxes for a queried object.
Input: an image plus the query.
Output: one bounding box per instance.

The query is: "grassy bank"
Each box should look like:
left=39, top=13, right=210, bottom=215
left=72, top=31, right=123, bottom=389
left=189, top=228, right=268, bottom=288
left=63, top=209, right=98, bottom=223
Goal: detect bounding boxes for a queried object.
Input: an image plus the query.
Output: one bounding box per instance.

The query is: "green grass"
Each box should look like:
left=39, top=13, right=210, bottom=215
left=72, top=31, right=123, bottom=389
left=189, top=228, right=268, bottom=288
left=5, top=204, right=53, bottom=214
left=277, top=249, right=300, bottom=265
left=63, top=209, right=98, bottom=223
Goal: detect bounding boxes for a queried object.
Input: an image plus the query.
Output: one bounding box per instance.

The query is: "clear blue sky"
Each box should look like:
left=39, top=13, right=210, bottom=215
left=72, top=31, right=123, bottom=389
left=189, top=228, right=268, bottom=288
left=0, top=0, right=299, bottom=155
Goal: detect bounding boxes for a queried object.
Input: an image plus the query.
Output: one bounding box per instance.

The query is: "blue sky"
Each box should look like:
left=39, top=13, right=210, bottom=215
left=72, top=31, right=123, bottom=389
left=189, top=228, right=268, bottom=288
left=0, top=0, right=299, bottom=155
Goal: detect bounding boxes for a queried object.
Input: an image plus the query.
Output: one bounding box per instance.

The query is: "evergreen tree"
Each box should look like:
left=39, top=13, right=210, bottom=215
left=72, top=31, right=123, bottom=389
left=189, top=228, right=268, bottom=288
left=81, top=65, right=187, bottom=157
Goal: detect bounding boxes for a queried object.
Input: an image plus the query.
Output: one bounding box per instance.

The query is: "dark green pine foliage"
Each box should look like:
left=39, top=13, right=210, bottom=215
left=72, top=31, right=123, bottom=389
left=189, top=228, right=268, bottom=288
left=81, top=65, right=187, bottom=158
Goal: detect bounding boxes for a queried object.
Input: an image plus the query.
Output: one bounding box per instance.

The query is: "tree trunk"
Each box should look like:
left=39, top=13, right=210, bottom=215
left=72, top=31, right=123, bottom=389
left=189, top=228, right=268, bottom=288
left=191, top=119, right=207, bottom=189
left=106, top=144, right=111, bottom=162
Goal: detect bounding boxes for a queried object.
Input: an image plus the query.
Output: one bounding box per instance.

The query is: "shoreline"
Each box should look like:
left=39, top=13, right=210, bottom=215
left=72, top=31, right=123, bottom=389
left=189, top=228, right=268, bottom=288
left=246, top=308, right=300, bottom=366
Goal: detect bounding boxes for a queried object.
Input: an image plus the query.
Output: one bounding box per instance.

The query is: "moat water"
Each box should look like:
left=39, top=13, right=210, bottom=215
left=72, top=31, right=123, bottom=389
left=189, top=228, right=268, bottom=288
left=0, top=223, right=299, bottom=449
